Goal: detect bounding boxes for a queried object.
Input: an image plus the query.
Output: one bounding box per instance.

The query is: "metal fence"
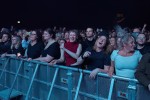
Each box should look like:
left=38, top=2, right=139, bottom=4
left=0, top=57, right=149, bottom=100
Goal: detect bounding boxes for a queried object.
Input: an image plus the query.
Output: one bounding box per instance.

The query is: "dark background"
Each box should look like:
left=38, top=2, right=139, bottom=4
left=0, top=0, right=150, bottom=29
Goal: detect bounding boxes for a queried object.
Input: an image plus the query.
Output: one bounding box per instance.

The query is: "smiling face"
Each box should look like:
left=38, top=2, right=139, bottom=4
left=96, top=36, right=107, bottom=49
left=69, top=31, right=77, bottom=42
left=43, top=31, right=51, bottom=41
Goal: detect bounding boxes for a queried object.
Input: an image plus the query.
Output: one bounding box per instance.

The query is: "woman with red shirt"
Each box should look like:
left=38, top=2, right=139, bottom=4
left=50, top=30, right=82, bottom=66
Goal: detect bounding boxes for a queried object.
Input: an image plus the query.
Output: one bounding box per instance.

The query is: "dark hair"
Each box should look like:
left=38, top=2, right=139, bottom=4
left=45, top=28, right=56, bottom=39
left=1, top=31, right=11, bottom=41
left=32, top=30, right=43, bottom=42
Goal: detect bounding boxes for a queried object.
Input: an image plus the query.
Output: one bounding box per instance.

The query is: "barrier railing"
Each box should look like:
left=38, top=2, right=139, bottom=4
left=0, top=57, right=149, bottom=100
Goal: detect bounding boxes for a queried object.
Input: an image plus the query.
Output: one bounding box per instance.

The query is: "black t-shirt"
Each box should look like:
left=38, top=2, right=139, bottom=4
left=83, top=48, right=111, bottom=70
left=0, top=41, right=11, bottom=54
left=41, top=42, right=60, bottom=59
left=7, top=44, right=25, bottom=56
left=136, top=44, right=150, bottom=55
left=27, top=42, right=44, bottom=59
left=81, top=39, right=95, bottom=54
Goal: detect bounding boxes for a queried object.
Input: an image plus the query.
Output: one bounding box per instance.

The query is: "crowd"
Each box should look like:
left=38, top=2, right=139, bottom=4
left=0, top=25, right=150, bottom=91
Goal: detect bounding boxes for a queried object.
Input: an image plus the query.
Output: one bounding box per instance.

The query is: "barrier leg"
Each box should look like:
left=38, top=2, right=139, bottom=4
left=128, top=81, right=136, bottom=100
left=74, top=72, right=83, bottom=100
left=25, top=64, right=39, bottom=100
left=7, top=60, right=23, bottom=98
left=0, top=58, right=9, bottom=80
left=0, top=60, right=23, bottom=100
left=108, top=78, right=115, bottom=100
left=67, top=70, right=73, bottom=100
left=47, top=68, right=59, bottom=100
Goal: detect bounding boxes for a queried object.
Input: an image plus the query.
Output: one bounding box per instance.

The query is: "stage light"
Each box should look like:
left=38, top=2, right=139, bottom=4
left=17, top=21, right=21, bottom=24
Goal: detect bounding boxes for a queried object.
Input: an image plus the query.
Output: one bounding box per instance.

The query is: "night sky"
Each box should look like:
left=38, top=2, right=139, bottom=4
left=0, top=0, right=150, bottom=29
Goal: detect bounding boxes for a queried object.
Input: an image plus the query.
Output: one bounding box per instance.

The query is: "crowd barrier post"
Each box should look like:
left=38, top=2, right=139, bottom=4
left=47, top=67, right=59, bottom=100
left=67, top=70, right=73, bottom=100
left=25, top=63, right=39, bottom=100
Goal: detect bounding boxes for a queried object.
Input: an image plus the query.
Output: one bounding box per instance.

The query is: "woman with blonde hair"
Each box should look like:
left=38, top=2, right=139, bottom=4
left=109, top=33, right=142, bottom=78
left=1, top=35, right=24, bottom=57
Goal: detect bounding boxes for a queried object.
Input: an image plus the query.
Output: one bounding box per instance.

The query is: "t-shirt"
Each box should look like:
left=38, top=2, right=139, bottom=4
left=84, top=48, right=111, bottom=70
left=0, top=41, right=11, bottom=54
left=135, top=44, right=150, bottom=55
left=64, top=42, right=79, bottom=66
left=7, top=44, right=25, bottom=56
left=111, top=50, right=142, bottom=78
left=81, top=39, right=95, bottom=54
left=27, top=42, right=44, bottom=59
left=41, top=42, right=60, bottom=59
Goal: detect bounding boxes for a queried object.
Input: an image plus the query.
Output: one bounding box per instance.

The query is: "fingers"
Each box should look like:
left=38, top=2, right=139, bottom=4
left=49, top=60, right=57, bottom=65
left=27, top=58, right=32, bottom=61
left=89, top=72, right=97, bottom=79
left=83, top=51, right=91, bottom=58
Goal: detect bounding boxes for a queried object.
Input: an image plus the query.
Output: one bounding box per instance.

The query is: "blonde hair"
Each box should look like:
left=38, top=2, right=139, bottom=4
left=11, top=36, right=21, bottom=49
left=119, top=33, right=134, bottom=50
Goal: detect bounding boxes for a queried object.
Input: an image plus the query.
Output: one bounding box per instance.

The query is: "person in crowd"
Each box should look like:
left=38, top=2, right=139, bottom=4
left=72, top=34, right=110, bottom=79
left=64, top=31, right=69, bottom=42
left=58, top=38, right=66, bottom=46
left=78, top=31, right=86, bottom=42
left=116, top=37, right=122, bottom=50
left=26, top=30, right=44, bottom=59
left=136, top=33, right=150, bottom=55
left=55, top=32, right=62, bottom=41
left=50, top=30, right=82, bottom=66
left=106, top=37, right=117, bottom=55
left=109, top=33, right=142, bottom=78
left=132, top=28, right=141, bottom=39
left=81, top=28, right=95, bottom=54
left=33, top=28, right=60, bottom=62
left=17, top=30, right=23, bottom=39
left=1, top=35, right=24, bottom=57
left=135, top=53, right=150, bottom=91
left=0, top=32, right=11, bottom=55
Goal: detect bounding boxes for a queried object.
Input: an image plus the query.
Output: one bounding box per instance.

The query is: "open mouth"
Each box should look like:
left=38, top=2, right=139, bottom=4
left=99, top=42, right=102, bottom=45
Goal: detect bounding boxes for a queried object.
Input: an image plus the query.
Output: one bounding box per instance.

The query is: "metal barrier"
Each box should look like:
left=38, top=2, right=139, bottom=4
left=0, top=57, right=150, bottom=100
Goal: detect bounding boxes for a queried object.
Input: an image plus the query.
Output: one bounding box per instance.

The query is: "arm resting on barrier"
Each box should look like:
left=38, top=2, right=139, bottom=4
left=50, top=47, right=65, bottom=65
left=1, top=53, right=17, bottom=58
left=34, top=54, right=54, bottom=62
left=89, top=65, right=110, bottom=79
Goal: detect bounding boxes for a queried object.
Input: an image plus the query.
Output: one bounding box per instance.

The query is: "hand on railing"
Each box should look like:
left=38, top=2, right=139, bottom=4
left=0, top=53, right=6, bottom=58
left=27, top=58, right=32, bottom=61
left=108, top=66, right=114, bottom=77
left=89, top=68, right=100, bottom=79
left=49, top=59, right=57, bottom=65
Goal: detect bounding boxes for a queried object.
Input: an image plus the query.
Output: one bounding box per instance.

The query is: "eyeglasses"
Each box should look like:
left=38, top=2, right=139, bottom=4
left=137, top=37, right=146, bottom=40
left=31, top=34, right=37, bottom=35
